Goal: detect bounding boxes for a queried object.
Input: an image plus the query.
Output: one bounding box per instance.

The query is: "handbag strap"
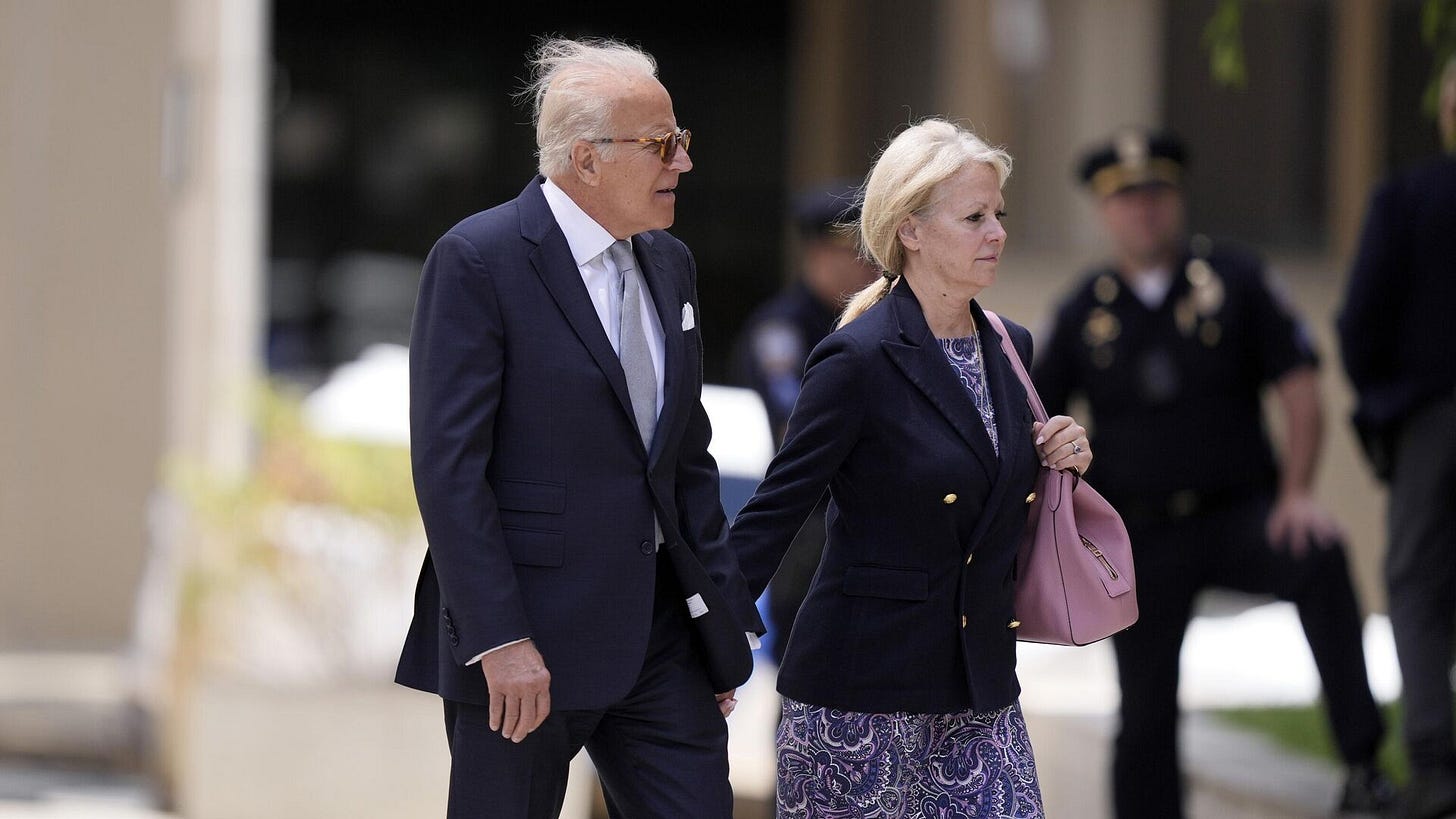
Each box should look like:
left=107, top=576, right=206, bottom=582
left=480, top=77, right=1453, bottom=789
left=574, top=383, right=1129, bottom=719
left=984, top=310, right=1083, bottom=482
left=982, top=310, right=1049, bottom=424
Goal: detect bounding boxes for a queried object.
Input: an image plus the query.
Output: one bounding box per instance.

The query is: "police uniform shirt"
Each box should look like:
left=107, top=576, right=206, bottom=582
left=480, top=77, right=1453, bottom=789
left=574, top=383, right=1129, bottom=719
left=731, top=281, right=837, bottom=440
left=1033, top=240, right=1318, bottom=505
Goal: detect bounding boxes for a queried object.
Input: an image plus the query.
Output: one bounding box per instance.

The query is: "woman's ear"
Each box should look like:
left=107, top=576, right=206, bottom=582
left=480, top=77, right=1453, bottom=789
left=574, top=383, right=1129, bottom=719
left=572, top=141, right=601, bottom=186
left=896, top=215, right=920, bottom=252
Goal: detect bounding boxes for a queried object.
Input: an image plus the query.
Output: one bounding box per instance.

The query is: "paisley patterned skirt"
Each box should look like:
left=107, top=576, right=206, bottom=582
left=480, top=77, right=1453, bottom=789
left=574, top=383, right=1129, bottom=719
left=776, top=697, right=1044, bottom=818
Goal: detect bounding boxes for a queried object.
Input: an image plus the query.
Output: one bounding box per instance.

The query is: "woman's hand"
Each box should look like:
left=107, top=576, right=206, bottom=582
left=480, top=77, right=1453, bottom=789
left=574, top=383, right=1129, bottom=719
left=716, top=689, right=738, bottom=718
left=1032, top=415, right=1093, bottom=474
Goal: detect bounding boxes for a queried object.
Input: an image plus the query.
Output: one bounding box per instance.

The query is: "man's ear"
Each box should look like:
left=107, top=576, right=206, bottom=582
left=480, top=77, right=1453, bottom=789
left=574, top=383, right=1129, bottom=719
left=896, top=215, right=920, bottom=252
left=572, top=141, right=601, bottom=186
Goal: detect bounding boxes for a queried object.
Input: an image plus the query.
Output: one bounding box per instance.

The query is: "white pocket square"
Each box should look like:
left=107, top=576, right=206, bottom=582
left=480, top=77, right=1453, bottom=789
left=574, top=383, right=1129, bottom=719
left=681, top=302, right=696, bottom=331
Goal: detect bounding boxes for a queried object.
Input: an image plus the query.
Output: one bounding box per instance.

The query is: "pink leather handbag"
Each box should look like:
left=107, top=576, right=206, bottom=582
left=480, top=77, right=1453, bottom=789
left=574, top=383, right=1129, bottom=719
left=984, top=311, right=1139, bottom=646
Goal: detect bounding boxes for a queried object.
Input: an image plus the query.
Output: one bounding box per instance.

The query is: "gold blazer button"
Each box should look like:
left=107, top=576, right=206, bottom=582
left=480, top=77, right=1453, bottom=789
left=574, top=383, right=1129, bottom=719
left=965, top=553, right=973, bottom=565
left=943, top=493, right=958, bottom=504
left=1008, top=619, right=1022, bottom=629
left=1025, top=492, right=1037, bottom=504
left=961, top=615, right=968, bottom=628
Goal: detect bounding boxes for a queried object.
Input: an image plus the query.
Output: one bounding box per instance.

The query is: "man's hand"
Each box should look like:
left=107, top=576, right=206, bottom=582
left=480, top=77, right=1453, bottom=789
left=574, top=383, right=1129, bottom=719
left=1266, top=492, right=1345, bottom=558
left=479, top=640, right=551, bottom=742
left=715, top=689, right=737, bottom=718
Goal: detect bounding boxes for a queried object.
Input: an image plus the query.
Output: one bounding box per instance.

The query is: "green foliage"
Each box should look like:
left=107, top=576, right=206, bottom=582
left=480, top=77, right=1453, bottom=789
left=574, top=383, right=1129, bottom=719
left=1203, top=0, right=1248, bottom=91
left=1218, top=701, right=1410, bottom=783
left=1204, top=0, right=1456, bottom=116
left=1423, top=0, right=1456, bottom=116
left=167, top=380, right=419, bottom=616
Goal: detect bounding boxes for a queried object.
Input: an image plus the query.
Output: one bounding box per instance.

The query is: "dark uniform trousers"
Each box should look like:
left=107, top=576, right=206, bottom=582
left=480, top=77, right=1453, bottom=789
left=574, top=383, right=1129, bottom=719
left=442, top=552, right=731, bottom=819
left=1386, top=395, right=1456, bottom=772
left=1111, top=493, right=1384, bottom=819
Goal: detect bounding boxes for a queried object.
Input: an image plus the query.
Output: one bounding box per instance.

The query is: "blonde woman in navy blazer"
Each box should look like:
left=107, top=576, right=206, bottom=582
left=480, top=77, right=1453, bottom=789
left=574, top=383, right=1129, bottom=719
left=729, top=119, right=1095, bottom=818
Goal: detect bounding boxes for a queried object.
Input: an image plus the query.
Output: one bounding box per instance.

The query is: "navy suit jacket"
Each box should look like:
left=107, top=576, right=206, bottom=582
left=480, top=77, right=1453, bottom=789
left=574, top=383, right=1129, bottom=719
left=728, top=282, right=1040, bottom=715
left=396, top=177, right=763, bottom=710
left=1338, top=154, right=1456, bottom=436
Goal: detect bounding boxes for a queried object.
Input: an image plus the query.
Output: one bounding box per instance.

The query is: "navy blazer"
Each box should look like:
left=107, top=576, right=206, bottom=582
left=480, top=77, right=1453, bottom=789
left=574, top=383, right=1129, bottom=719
left=1338, top=155, right=1456, bottom=435
left=396, top=177, right=762, bottom=710
left=729, top=282, right=1040, bottom=715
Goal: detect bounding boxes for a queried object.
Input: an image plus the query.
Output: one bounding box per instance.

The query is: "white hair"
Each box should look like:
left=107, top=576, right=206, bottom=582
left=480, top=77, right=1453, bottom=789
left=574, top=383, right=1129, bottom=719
left=839, top=119, right=1013, bottom=327
left=523, top=37, right=659, bottom=178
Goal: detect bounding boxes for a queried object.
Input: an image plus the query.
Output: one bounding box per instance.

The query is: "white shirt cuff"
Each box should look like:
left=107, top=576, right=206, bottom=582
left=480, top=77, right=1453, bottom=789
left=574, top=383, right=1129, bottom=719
left=467, top=637, right=531, bottom=666
left=746, top=632, right=762, bottom=650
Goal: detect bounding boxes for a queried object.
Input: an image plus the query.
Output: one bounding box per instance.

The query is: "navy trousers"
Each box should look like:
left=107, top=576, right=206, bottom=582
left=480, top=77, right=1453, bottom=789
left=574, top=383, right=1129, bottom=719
left=442, top=554, right=733, bottom=819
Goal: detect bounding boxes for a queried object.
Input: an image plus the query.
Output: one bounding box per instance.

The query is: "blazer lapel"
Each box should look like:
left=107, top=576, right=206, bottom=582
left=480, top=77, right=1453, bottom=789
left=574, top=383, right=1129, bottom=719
left=971, top=300, right=1030, bottom=528
left=517, top=178, right=638, bottom=437
left=633, top=232, right=685, bottom=468
left=880, top=284, right=1000, bottom=478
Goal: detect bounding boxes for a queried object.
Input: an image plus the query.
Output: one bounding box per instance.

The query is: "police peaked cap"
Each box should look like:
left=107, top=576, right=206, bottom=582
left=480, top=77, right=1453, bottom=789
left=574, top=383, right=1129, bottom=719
left=1078, top=129, right=1188, bottom=196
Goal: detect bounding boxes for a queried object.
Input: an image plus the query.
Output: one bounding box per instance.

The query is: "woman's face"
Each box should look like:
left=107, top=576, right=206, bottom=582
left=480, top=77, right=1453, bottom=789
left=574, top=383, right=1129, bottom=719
left=901, top=162, right=1007, bottom=293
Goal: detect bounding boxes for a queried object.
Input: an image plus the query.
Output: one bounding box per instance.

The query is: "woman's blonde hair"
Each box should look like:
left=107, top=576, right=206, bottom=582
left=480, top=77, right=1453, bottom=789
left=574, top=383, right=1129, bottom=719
left=839, top=119, right=1012, bottom=327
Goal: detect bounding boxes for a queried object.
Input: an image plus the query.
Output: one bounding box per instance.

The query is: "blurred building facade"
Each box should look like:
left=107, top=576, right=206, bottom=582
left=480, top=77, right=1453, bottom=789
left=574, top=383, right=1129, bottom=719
left=0, top=0, right=1440, bottom=815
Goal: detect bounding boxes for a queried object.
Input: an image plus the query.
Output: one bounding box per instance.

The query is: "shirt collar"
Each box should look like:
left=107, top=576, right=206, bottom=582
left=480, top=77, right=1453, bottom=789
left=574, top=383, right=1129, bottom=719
left=540, top=177, right=620, bottom=267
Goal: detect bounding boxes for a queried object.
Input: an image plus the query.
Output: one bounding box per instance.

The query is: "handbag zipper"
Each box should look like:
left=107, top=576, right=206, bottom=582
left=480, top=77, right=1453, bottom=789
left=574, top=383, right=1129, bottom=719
left=1081, top=535, right=1119, bottom=580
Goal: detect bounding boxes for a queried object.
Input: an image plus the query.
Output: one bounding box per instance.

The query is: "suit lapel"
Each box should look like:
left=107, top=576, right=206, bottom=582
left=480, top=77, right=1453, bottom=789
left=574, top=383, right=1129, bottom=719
left=517, top=178, right=638, bottom=439
left=880, top=284, right=1000, bottom=478
left=634, top=232, right=684, bottom=468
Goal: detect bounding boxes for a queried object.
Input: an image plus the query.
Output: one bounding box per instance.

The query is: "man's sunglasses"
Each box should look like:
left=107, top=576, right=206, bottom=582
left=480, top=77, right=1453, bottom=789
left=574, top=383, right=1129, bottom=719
left=589, top=128, right=691, bottom=164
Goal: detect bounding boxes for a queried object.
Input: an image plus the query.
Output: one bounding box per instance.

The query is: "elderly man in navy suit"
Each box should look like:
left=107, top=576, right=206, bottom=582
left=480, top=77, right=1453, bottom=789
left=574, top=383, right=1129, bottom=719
left=395, top=37, right=762, bottom=819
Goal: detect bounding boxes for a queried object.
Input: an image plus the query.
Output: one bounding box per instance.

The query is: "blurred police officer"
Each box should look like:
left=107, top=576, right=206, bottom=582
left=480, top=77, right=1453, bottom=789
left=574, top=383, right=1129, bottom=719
left=1339, top=58, right=1456, bottom=819
left=1033, top=129, right=1392, bottom=819
left=730, top=181, right=877, bottom=664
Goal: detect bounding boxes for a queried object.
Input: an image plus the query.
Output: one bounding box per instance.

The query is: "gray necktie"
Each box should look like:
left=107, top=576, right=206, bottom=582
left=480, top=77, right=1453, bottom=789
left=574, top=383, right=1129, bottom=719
left=608, top=239, right=658, bottom=448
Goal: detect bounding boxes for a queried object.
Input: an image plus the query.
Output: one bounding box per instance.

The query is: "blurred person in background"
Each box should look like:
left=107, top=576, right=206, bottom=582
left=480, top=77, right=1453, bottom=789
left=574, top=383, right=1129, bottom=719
left=730, top=118, right=1095, bottom=818
left=1032, top=128, right=1393, bottom=819
left=395, top=37, right=761, bottom=819
left=1338, top=57, right=1456, bottom=819
left=730, top=180, right=877, bottom=665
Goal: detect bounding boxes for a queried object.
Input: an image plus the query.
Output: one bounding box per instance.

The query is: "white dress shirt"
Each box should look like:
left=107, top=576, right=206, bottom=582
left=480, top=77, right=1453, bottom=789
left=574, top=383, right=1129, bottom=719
left=540, top=178, right=666, bottom=415
left=471, top=180, right=676, bottom=665
left=1129, top=267, right=1174, bottom=309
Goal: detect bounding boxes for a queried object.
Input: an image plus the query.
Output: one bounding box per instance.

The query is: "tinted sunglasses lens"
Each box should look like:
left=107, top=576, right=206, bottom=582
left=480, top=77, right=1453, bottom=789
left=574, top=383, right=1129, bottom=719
left=662, top=129, right=690, bottom=163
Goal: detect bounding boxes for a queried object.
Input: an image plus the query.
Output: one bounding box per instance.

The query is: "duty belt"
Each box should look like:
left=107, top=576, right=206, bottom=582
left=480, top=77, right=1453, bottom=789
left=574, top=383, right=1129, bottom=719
left=1113, top=487, right=1259, bottom=528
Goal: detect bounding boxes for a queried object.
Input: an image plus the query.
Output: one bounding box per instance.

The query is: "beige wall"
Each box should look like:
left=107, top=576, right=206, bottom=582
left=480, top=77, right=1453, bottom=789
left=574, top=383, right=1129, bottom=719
left=0, top=0, right=173, bottom=648
left=0, top=0, right=262, bottom=650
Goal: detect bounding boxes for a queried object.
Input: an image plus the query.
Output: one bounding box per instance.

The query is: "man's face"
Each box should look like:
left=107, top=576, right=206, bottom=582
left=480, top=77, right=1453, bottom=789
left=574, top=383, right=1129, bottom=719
left=1098, top=183, right=1184, bottom=267
left=591, top=77, right=692, bottom=239
left=803, top=236, right=877, bottom=308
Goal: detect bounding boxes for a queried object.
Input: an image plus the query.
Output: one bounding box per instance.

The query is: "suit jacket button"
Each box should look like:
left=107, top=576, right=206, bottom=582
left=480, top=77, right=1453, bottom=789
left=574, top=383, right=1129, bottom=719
left=943, top=493, right=958, bottom=504
left=639, top=540, right=655, bottom=556
left=961, top=615, right=968, bottom=628
left=965, top=553, right=973, bottom=566
left=1008, top=619, right=1022, bottom=629
left=1025, top=492, right=1037, bottom=504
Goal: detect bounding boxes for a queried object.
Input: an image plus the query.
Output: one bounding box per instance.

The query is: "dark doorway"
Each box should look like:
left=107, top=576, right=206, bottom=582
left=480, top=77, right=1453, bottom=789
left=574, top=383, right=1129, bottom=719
left=267, top=2, right=790, bottom=382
